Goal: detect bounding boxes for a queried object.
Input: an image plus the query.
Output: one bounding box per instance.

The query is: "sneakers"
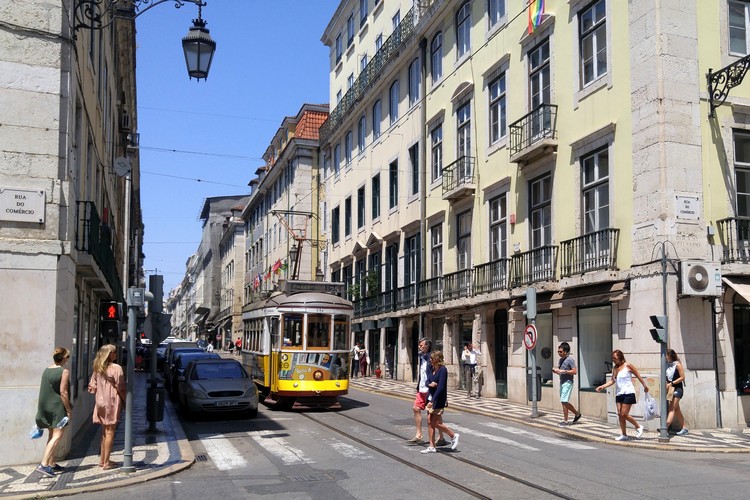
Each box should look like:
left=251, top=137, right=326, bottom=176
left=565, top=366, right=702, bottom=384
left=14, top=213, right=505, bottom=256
left=435, top=437, right=448, bottom=447
left=615, top=434, right=629, bottom=441
left=676, top=428, right=689, bottom=436
left=573, top=412, right=582, bottom=423
left=406, top=436, right=424, bottom=444
left=636, top=426, right=644, bottom=439
left=450, top=433, right=460, bottom=450
left=50, top=464, right=64, bottom=472
left=420, top=447, right=437, bottom=454
left=558, top=421, right=568, bottom=427
left=36, top=464, right=54, bottom=478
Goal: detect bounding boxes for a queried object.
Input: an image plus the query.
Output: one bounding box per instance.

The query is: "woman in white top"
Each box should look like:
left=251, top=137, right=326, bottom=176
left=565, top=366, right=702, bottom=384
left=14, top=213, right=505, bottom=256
left=596, top=350, right=649, bottom=441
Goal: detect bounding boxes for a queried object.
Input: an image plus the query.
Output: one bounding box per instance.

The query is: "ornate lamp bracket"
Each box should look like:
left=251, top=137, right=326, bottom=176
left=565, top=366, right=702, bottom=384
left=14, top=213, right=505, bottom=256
left=73, top=0, right=206, bottom=35
left=707, top=54, right=750, bottom=117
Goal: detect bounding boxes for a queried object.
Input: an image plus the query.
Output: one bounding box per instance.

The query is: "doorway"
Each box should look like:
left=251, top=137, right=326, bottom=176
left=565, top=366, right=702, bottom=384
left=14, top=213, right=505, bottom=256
left=494, top=309, right=508, bottom=398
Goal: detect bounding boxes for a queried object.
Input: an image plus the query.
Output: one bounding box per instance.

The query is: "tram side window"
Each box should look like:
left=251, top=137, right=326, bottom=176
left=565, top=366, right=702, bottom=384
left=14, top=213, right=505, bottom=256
left=334, top=315, right=349, bottom=350
left=283, top=314, right=304, bottom=348
left=308, top=314, right=331, bottom=349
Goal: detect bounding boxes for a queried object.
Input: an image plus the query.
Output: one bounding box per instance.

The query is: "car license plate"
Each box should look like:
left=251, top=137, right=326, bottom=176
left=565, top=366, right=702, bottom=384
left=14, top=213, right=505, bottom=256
left=216, top=401, right=238, bottom=407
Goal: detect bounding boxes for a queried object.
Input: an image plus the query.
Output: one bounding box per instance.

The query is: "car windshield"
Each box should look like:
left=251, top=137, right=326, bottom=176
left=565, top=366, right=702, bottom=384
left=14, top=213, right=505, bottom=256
left=177, top=353, right=216, bottom=368
left=191, top=362, right=246, bottom=380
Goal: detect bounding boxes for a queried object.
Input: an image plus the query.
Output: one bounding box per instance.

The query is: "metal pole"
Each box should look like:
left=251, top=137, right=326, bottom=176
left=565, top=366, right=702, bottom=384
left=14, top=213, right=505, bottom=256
left=531, top=318, right=538, bottom=418
left=122, top=297, right=137, bottom=472
left=658, top=243, right=669, bottom=442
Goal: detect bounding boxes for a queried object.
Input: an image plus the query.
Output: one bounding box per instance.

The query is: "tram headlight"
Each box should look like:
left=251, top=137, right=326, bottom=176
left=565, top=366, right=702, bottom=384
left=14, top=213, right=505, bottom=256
left=313, top=370, right=324, bottom=381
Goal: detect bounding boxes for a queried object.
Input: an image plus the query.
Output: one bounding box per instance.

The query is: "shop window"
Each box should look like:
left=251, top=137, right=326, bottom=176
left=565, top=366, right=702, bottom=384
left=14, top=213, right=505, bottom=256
left=578, top=305, right=612, bottom=389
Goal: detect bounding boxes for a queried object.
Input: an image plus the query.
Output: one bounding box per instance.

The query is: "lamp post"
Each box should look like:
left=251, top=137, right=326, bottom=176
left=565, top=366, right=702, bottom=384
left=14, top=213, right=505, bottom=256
left=73, top=0, right=217, bottom=81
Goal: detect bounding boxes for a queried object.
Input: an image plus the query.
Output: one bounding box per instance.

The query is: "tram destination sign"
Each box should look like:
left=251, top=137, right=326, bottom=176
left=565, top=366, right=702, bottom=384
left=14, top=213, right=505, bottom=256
left=0, top=188, right=45, bottom=224
left=285, top=280, right=345, bottom=296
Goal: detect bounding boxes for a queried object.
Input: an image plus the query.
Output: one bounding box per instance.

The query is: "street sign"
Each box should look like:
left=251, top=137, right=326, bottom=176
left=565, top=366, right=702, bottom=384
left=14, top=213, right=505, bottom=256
left=524, top=324, right=537, bottom=350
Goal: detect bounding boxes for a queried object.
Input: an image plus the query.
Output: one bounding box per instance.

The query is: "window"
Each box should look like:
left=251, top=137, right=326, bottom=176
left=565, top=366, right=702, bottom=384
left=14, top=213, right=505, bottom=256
left=334, top=314, right=349, bottom=350
left=357, top=186, right=366, bottom=229
left=431, top=32, right=443, bottom=84
left=358, top=115, right=367, bottom=153
left=578, top=305, right=613, bottom=389
left=488, top=0, right=506, bottom=28
left=431, top=123, right=443, bottom=182
left=308, top=314, right=331, bottom=348
left=431, top=223, right=443, bottom=277
left=333, top=144, right=341, bottom=175
left=405, top=233, right=420, bottom=284
left=372, top=100, right=382, bottom=139
left=332, top=206, right=340, bottom=244
left=392, top=10, right=401, bottom=31
left=409, top=58, right=421, bottom=106
left=335, top=33, right=343, bottom=62
left=376, top=34, right=383, bottom=51
left=372, top=173, right=381, bottom=219
left=345, top=131, right=353, bottom=166
left=336, top=89, right=342, bottom=104
left=456, top=1, right=471, bottom=58
left=409, top=143, right=419, bottom=195
left=530, top=173, right=552, bottom=250
left=489, top=194, right=507, bottom=261
left=735, top=131, right=750, bottom=216
left=529, top=38, right=551, bottom=109
left=345, top=196, right=352, bottom=237
left=360, top=0, right=368, bottom=26
left=385, top=244, right=398, bottom=291
left=348, top=73, right=355, bottom=89
left=730, top=0, right=750, bottom=54
left=457, top=210, right=472, bottom=270
left=582, top=147, right=610, bottom=234
left=733, top=304, right=750, bottom=393
left=489, top=74, right=506, bottom=144
left=457, top=102, right=471, bottom=184
left=368, top=252, right=381, bottom=295
left=580, top=0, right=607, bottom=86
left=389, top=80, right=400, bottom=125
left=347, top=13, right=355, bottom=46
left=389, top=160, right=399, bottom=209
left=360, top=54, right=368, bottom=73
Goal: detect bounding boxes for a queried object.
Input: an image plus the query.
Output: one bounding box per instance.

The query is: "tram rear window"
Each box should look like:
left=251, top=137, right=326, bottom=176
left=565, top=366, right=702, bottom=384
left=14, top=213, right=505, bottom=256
left=307, top=314, right=330, bottom=349
left=283, top=314, right=303, bottom=348
left=334, top=315, right=349, bottom=350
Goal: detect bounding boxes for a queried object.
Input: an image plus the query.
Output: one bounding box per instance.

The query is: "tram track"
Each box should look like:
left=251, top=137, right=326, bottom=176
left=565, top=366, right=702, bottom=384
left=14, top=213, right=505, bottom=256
left=301, top=410, right=572, bottom=500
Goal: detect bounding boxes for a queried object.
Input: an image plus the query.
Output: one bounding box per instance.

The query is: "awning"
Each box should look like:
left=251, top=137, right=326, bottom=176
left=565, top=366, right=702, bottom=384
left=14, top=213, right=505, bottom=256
left=379, top=317, right=398, bottom=328
left=723, top=276, right=750, bottom=303
left=363, top=320, right=378, bottom=330
left=351, top=322, right=363, bottom=332
left=548, top=282, right=627, bottom=309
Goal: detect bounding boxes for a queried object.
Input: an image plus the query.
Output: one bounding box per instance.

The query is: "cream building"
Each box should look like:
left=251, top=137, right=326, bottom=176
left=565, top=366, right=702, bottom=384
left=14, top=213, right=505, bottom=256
left=321, top=0, right=750, bottom=429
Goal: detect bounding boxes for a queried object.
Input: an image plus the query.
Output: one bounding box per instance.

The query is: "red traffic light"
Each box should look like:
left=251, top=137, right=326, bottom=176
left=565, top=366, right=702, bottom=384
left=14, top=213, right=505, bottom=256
left=100, top=301, right=121, bottom=321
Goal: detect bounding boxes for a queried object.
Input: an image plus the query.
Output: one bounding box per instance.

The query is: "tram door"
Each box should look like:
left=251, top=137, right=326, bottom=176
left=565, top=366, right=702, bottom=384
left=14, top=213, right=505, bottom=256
left=270, top=317, right=280, bottom=391
left=494, top=309, right=508, bottom=398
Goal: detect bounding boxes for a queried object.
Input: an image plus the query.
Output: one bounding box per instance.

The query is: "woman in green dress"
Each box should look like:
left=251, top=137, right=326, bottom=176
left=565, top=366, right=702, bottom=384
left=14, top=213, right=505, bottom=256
left=35, top=347, right=73, bottom=477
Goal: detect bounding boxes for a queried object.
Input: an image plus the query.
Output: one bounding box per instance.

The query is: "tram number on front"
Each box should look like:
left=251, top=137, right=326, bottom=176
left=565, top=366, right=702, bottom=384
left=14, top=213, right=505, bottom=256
left=280, top=353, right=291, bottom=371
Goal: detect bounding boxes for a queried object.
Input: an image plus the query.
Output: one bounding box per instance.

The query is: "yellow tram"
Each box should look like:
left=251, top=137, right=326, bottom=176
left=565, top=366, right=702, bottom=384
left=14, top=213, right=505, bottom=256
left=240, top=283, right=352, bottom=409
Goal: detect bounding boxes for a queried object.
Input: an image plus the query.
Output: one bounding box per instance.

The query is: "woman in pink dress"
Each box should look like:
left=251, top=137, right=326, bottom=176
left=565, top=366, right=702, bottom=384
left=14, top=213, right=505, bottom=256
left=88, top=344, right=126, bottom=469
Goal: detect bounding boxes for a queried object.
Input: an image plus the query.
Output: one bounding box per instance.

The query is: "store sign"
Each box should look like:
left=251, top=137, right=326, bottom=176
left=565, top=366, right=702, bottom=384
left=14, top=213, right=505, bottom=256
left=0, top=188, right=45, bottom=223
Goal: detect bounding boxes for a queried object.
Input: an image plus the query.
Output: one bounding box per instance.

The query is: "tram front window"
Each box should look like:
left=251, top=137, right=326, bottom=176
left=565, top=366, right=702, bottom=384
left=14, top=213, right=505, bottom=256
left=334, top=315, right=349, bottom=350
left=308, top=314, right=331, bottom=349
left=283, top=314, right=304, bottom=348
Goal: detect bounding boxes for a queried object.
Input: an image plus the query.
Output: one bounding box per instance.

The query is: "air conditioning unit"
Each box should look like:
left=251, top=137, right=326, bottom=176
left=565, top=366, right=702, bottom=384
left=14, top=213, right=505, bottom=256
left=679, top=261, right=721, bottom=297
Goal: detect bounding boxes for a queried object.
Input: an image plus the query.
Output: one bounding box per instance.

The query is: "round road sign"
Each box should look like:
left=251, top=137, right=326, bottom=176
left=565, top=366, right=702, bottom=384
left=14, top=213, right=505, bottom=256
left=524, top=324, right=538, bottom=350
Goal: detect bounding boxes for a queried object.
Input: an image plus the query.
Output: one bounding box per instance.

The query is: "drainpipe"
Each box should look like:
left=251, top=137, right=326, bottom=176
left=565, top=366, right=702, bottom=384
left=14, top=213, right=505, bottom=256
left=712, top=298, right=723, bottom=428
left=419, top=37, right=428, bottom=339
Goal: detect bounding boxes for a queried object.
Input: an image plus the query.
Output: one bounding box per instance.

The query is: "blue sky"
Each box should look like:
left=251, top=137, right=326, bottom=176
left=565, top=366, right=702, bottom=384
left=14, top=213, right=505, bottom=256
left=136, top=0, right=339, bottom=293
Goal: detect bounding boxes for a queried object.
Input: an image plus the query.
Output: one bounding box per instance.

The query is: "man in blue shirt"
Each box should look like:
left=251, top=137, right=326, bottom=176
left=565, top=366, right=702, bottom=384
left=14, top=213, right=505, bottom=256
left=552, top=342, right=582, bottom=426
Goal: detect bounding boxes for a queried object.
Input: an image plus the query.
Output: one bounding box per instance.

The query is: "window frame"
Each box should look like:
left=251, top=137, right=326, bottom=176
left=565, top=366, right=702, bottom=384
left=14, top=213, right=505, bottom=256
left=457, top=210, right=472, bottom=270
left=372, top=100, right=382, bottom=139
left=389, top=160, right=399, bottom=209
left=431, top=123, right=443, bottom=183
left=431, top=32, right=443, bottom=84
left=456, top=1, right=471, bottom=59
left=389, top=80, right=400, bottom=125
left=579, top=0, right=607, bottom=87
left=331, top=206, right=340, bottom=244
left=431, top=223, right=443, bottom=277
left=488, top=0, right=506, bottom=29
left=489, top=193, right=507, bottom=261
left=730, top=0, right=750, bottom=55
left=357, top=185, right=366, bottom=229
left=409, top=58, right=421, bottom=107
left=344, top=196, right=352, bottom=237
left=372, top=173, right=381, bottom=220
left=489, top=73, right=506, bottom=145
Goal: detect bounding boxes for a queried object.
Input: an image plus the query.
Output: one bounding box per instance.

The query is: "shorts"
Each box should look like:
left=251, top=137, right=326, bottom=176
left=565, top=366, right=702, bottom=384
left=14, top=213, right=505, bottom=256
left=427, top=404, right=444, bottom=416
left=413, top=391, right=429, bottom=410
left=673, top=387, right=684, bottom=399
left=560, top=380, right=573, bottom=403
left=615, top=393, right=637, bottom=405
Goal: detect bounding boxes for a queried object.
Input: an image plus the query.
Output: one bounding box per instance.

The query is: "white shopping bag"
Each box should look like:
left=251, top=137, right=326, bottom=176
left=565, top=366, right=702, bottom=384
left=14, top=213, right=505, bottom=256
left=643, top=392, right=658, bottom=421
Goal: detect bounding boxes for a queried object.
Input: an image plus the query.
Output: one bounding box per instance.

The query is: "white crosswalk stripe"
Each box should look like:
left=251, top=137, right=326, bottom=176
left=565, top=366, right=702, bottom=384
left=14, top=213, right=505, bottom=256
left=198, top=434, right=247, bottom=471
left=248, top=430, right=315, bottom=465
left=449, top=424, right=540, bottom=451
left=329, top=439, right=373, bottom=459
left=482, top=422, right=597, bottom=450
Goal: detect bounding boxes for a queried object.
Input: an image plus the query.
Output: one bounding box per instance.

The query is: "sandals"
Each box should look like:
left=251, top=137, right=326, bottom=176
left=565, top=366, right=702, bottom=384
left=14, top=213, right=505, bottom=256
left=101, top=461, right=118, bottom=470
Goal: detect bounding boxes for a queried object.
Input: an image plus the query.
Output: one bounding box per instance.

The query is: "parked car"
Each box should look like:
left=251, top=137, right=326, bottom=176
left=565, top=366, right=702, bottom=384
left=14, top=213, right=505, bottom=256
left=176, top=358, right=258, bottom=418
left=165, top=351, right=219, bottom=393
left=196, top=339, right=208, bottom=350
left=164, top=346, right=204, bottom=376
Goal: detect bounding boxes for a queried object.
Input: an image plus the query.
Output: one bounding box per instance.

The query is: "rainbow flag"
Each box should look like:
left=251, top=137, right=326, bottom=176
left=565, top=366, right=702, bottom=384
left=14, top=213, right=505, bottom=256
left=528, top=0, right=545, bottom=34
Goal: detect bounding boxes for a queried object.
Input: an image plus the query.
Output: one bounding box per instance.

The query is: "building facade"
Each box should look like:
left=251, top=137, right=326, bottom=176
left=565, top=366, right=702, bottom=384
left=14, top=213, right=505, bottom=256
left=1, top=1, right=143, bottom=465
left=320, top=0, right=750, bottom=429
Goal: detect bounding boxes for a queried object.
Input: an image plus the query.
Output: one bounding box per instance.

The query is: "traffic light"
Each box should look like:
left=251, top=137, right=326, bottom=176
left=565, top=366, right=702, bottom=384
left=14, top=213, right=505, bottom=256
left=523, top=287, right=537, bottom=320
left=100, top=301, right=122, bottom=321
left=100, top=319, right=120, bottom=339
left=649, top=315, right=667, bottom=343
left=149, top=275, right=164, bottom=313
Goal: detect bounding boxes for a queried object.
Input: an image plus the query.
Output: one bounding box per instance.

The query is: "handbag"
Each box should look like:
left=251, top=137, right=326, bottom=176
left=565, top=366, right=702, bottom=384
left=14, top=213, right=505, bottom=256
left=643, top=392, right=657, bottom=421
left=666, top=384, right=675, bottom=402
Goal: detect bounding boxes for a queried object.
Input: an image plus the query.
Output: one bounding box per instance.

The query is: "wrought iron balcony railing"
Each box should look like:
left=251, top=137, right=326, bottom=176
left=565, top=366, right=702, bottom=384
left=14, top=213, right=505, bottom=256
left=509, top=104, right=558, bottom=158
left=443, top=268, right=472, bottom=300
left=442, top=156, right=475, bottom=196
left=75, top=201, right=123, bottom=302
left=473, top=258, right=510, bottom=294
left=717, top=217, right=750, bottom=263
left=319, top=7, right=415, bottom=145
left=418, top=276, right=442, bottom=305
left=510, top=245, right=558, bottom=287
left=559, top=228, right=620, bottom=277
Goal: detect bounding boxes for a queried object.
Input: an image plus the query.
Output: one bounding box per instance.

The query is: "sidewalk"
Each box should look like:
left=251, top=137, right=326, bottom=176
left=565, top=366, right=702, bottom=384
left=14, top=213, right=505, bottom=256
left=350, top=376, right=750, bottom=453
left=0, top=372, right=194, bottom=499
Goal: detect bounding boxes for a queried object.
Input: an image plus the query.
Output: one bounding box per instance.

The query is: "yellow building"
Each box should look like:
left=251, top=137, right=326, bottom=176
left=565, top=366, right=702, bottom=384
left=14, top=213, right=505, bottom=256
left=321, top=0, right=750, bottom=429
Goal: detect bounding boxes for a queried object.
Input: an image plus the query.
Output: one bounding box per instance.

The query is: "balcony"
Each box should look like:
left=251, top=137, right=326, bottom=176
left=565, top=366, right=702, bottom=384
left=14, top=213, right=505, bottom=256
left=319, top=7, right=416, bottom=145
left=443, top=269, right=473, bottom=300
left=442, top=156, right=476, bottom=200
left=510, top=245, right=558, bottom=287
left=717, top=217, right=750, bottom=263
left=473, top=258, right=510, bottom=294
left=509, top=104, right=558, bottom=166
left=418, top=276, right=443, bottom=305
left=75, top=201, right=123, bottom=302
left=559, top=228, right=620, bottom=277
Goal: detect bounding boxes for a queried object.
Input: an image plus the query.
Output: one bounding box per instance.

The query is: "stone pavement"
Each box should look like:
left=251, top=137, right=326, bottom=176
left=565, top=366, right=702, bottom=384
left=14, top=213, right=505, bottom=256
left=350, top=376, right=750, bottom=453
left=0, top=372, right=194, bottom=499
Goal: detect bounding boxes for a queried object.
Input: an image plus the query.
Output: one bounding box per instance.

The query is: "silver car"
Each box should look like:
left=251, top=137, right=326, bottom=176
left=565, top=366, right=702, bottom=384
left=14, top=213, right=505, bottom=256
left=177, top=359, right=258, bottom=418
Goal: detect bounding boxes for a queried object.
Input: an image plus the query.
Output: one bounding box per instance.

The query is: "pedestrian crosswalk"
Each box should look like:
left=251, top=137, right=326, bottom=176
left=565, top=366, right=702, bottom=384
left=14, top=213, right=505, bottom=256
left=196, top=421, right=596, bottom=471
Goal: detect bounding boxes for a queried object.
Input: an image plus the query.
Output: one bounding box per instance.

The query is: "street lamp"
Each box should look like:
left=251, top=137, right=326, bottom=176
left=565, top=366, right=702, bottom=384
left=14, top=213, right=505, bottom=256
left=73, top=0, right=217, bottom=81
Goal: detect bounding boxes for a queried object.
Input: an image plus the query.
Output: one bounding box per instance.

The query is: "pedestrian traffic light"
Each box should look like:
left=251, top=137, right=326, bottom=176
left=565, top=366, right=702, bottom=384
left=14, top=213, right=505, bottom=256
left=649, top=315, right=667, bottom=343
left=100, top=319, right=120, bottom=339
left=100, top=301, right=122, bottom=321
left=523, top=287, right=537, bottom=320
